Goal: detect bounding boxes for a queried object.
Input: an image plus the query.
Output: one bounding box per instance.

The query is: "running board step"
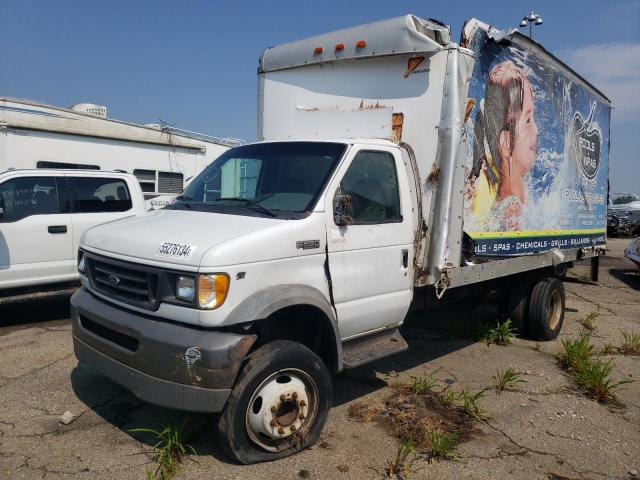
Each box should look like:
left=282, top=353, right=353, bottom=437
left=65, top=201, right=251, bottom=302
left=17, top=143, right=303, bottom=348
left=342, top=328, right=408, bottom=369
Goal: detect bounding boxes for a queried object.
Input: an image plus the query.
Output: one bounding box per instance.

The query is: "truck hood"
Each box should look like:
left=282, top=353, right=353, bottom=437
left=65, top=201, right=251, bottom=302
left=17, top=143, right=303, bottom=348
left=81, top=209, right=285, bottom=268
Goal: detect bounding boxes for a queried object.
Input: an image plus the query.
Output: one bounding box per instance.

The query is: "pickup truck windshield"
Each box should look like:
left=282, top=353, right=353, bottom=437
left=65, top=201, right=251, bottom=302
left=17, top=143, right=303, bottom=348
left=168, top=142, right=347, bottom=218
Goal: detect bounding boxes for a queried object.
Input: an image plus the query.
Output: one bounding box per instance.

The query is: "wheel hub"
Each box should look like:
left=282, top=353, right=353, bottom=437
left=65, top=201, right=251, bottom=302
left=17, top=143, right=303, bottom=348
left=247, top=373, right=309, bottom=441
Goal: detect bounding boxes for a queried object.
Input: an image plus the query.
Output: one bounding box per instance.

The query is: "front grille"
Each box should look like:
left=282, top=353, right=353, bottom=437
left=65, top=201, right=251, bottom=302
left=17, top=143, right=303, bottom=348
left=80, top=315, right=139, bottom=352
left=87, top=255, right=159, bottom=310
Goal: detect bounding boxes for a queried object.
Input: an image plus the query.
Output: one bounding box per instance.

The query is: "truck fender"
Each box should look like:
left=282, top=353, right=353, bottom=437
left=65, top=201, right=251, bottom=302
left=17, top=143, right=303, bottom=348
left=224, top=284, right=343, bottom=372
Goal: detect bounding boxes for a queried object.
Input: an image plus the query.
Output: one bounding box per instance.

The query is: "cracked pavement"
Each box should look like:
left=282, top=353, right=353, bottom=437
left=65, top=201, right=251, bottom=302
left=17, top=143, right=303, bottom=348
left=0, top=238, right=638, bottom=479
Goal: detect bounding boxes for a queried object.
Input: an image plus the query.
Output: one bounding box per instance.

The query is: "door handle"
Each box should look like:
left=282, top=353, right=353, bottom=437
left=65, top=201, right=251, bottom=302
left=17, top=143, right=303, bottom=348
left=402, top=249, right=408, bottom=268
left=48, top=225, right=67, bottom=234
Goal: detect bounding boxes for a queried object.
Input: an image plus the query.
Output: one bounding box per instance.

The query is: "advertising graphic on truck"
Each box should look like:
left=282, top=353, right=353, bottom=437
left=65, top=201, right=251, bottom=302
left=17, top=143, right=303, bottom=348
left=463, top=25, right=610, bottom=256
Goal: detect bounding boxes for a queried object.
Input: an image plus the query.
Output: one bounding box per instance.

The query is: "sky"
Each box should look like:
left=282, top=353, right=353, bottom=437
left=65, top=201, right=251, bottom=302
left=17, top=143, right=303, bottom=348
left=1, top=0, right=638, bottom=194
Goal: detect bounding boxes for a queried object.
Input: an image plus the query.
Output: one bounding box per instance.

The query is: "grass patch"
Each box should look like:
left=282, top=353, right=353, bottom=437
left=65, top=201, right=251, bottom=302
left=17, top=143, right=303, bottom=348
left=601, top=343, right=617, bottom=355
left=428, top=430, right=459, bottom=462
left=482, top=320, right=516, bottom=346
left=578, top=312, right=598, bottom=332
left=439, top=389, right=458, bottom=407
left=459, top=387, right=491, bottom=421
left=620, top=330, right=640, bottom=355
left=384, top=439, right=416, bottom=478
left=409, top=368, right=442, bottom=395
left=348, top=400, right=384, bottom=423
left=557, top=334, right=633, bottom=409
left=131, top=422, right=196, bottom=480
left=492, top=368, right=527, bottom=394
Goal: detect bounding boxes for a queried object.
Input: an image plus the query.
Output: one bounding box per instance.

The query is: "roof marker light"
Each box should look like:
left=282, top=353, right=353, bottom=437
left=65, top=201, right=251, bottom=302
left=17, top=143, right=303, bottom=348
left=314, top=47, right=323, bottom=55
left=355, top=40, right=366, bottom=49
left=335, top=43, right=345, bottom=52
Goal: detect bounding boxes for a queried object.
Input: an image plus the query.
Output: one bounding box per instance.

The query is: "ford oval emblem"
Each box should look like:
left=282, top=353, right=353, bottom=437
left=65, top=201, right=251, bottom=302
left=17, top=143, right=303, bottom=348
left=107, top=274, right=121, bottom=286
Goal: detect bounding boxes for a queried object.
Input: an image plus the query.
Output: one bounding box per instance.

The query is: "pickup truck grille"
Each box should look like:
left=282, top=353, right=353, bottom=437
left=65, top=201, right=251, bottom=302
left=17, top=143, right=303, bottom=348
left=86, top=255, right=159, bottom=310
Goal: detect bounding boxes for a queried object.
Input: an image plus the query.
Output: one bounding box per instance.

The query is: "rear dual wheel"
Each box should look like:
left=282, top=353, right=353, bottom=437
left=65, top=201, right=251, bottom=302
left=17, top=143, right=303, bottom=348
left=218, top=340, right=331, bottom=464
left=508, top=276, right=565, bottom=341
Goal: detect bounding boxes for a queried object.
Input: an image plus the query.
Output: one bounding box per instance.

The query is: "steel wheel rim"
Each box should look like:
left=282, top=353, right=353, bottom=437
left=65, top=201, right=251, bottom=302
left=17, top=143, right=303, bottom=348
left=244, top=368, right=318, bottom=453
left=547, top=289, right=562, bottom=330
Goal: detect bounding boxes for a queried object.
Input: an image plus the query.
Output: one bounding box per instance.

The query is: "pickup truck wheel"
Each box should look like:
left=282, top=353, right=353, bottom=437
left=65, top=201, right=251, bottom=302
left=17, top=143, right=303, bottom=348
left=528, top=277, right=565, bottom=341
left=217, top=340, right=331, bottom=464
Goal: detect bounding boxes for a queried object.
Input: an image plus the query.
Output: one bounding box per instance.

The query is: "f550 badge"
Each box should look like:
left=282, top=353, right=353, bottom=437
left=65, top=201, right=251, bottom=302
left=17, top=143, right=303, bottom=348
left=157, top=242, right=196, bottom=259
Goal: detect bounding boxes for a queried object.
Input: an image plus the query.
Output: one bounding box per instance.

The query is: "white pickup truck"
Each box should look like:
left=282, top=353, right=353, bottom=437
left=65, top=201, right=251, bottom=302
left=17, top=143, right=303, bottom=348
left=0, top=169, right=145, bottom=299
left=70, top=15, right=610, bottom=463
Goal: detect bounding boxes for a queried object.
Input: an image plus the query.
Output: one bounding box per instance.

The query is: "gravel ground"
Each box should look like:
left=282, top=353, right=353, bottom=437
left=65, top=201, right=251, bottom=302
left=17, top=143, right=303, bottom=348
left=1, top=237, right=638, bottom=480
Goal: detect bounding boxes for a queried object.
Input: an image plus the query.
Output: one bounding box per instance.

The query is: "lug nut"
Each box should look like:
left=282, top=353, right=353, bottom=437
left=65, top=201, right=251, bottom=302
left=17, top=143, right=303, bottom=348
left=278, top=427, right=285, bottom=435
left=280, top=394, right=286, bottom=401
left=292, top=392, right=298, bottom=399
left=300, top=400, right=306, bottom=407
left=270, top=420, right=276, bottom=427
left=270, top=406, right=277, bottom=413
left=290, top=425, right=296, bottom=432
left=299, top=413, right=305, bottom=420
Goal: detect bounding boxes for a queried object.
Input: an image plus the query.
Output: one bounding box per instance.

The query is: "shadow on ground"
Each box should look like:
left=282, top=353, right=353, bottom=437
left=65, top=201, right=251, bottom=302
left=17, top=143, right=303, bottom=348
left=0, top=294, right=72, bottom=331
left=609, top=268, right=640, bottom=290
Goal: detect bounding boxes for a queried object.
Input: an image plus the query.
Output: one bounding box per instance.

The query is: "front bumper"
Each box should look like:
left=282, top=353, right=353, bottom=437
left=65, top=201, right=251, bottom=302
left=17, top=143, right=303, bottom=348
left=71, top=287, right=256, bottom=412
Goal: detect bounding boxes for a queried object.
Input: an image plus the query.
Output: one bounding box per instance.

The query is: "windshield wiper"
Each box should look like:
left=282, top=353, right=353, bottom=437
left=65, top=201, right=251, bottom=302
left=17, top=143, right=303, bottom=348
left=172, top=194, right=195, bottom=209
left=217, top=197, right=277, bottom=217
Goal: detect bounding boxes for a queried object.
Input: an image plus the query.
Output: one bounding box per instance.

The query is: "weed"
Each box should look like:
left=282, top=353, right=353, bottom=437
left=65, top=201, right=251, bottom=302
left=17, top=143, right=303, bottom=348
left=578, top=312, right=598, bottom=332
left=439, top=389, right=458, bottom=407
left=558, top=335, right=633, bottom=409
left=533, top=343, right=542, bottom=352
left=572, top=358, right=633, bottom=408
left=385, top=438, right=416, bottom=478
left=429, top=430, right=459, bottom=462
left=601, top=343, right=618, bottom=355
left=492, top=368, right=527, bottom=394
left=348, top=400, right=384, bottom=422
left=482, top=320, right=516, bottom=346
left=620, top=330, right=640, bottom=355
left=410, top=368, right=442, bottom=395
left=459, top=388, right=490, bottom=421
left=558, top=334, right=594, bottom=371
left=130, top=422, right=196, bottom=480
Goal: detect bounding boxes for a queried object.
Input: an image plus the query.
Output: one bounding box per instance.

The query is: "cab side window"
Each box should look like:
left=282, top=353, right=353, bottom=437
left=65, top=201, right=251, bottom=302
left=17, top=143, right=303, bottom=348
left=0, top=177, right=61, bottom=222
left=340, top=151, right=401, bottom=224
left=66, top=177, right=132, bottom=213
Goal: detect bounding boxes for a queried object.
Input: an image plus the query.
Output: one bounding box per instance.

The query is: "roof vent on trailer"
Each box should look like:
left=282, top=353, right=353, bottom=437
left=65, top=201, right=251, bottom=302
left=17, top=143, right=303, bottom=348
left=70, top=103, right=107, bottom=118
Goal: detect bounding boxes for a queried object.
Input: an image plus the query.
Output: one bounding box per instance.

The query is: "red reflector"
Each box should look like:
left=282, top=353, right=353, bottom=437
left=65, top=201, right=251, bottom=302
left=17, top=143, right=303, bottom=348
left=335, top=43, right=345, bottom=51
left=314, top=47, right=323, bottom=55
left=355, top=40, right=366, bottom=49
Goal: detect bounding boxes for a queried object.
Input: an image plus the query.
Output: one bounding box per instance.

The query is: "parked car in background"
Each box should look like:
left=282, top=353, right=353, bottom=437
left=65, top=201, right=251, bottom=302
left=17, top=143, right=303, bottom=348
left=625, top=237, right=640, bottom=268
left=0, top=169, right=146, bottom=298
left=608, top=193, right=640, bottom=236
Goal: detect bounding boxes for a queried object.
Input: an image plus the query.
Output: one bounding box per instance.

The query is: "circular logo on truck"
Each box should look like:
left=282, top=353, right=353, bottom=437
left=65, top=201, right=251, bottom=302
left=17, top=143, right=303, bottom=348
left=107, top=274, right=121, bottom=286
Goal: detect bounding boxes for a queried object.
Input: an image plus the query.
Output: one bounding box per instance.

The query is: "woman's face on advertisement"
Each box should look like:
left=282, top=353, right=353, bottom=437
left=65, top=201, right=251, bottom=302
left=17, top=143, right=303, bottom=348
left=512, top=84, right=537, bottom=172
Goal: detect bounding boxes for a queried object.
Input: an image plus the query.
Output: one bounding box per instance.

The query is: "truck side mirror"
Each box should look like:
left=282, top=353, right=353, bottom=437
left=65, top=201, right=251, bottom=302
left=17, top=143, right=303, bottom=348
left=333, top=186, right=353, bottom=227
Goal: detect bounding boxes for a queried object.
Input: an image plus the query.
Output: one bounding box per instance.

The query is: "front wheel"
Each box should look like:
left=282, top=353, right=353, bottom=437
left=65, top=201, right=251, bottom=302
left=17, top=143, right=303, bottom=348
left=218, top=340, right=331, bottom=464
left=528, top=277, right=565, bottom=340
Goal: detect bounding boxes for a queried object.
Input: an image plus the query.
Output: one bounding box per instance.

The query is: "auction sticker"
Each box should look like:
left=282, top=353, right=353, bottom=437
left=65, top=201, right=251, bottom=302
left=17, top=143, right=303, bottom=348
left=157, top=242, right=196, bottom=260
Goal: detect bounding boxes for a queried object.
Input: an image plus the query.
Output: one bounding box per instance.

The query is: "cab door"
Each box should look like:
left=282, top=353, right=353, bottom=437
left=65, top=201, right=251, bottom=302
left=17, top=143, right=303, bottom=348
left=325, top=147, right=414, bottom=340
left=0, top=174, right=74, bottom=289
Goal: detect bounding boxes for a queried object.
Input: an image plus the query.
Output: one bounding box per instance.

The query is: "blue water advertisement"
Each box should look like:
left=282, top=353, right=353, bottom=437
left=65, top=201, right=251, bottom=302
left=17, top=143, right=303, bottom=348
left=463, top=28, right=610, bottom=256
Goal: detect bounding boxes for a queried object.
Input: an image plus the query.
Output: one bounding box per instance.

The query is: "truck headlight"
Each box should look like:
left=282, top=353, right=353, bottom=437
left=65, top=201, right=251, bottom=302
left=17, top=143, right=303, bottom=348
left=197, top=274, right=230, bottom=309
left=78, top=252, right=86, bottom=275
left=176, top=276, right=196, bottom=302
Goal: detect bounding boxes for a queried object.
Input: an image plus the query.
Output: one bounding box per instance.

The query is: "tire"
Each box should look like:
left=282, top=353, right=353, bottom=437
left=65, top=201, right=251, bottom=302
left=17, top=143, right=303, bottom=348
left=507, top=277, right=533, bottom=336
left=217, top=340, right=332, bottom=464
left=528, top=277, right=565, bottom=341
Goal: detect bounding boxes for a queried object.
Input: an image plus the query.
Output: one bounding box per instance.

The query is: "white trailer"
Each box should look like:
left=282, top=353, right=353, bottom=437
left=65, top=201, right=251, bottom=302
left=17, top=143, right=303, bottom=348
left=0, top=97, right=241, bottom=209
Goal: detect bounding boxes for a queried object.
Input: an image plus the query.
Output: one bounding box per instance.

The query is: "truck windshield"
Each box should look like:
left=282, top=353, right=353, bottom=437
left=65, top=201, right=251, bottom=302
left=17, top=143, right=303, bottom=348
left=167, top=142, right=347, bottom=218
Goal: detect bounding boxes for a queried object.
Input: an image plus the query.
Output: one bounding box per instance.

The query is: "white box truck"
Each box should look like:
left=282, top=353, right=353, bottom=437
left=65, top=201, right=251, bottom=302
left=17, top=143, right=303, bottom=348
left=70, top=15, right=610, bottom=463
